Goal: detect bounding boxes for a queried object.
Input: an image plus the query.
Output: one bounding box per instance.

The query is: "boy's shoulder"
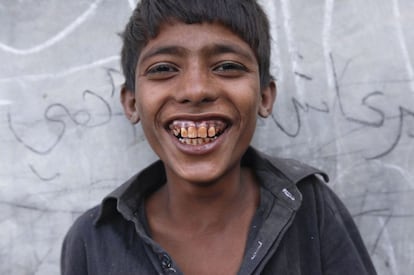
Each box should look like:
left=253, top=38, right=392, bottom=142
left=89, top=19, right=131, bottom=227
left=64, top=205, right=102, bottom=241
left=265, top=154, right=328, bottom=184
left=246, top=147, right=328, bottom=185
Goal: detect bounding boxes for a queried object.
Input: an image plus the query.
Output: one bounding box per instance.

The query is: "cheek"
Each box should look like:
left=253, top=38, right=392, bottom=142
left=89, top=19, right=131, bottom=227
left=135, top=87, right=159, bottom=119
left=231, top=82, right=261, bottom=113
left=134, top=86, right=169, bottom=144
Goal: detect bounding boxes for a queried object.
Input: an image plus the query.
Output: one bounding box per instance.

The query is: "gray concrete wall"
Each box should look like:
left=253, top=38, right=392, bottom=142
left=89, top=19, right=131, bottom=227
left=0, top=0, right=413, bottom=274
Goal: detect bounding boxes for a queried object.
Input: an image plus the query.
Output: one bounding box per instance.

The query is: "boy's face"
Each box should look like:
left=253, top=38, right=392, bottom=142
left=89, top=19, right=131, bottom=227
left=122, top=21, right=275, bottom=184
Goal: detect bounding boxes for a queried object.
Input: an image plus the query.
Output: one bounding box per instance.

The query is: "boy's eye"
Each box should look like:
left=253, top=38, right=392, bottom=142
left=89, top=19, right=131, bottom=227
left=146, top=63, right=178, bottom=79
left=213, top=62, right=247, bottom=75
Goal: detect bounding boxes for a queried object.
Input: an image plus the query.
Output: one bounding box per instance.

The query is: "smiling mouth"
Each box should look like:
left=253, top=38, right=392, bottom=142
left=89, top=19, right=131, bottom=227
left=169, top=120, right=228, bottom=145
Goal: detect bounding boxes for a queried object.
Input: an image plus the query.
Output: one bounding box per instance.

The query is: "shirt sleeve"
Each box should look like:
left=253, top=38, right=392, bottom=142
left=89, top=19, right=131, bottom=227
left=318, top=183, right=377, bottom=275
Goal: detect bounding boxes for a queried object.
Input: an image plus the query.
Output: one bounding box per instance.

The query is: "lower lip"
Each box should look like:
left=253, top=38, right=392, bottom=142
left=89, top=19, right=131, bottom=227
left=170, top=131, right=227, bottom=155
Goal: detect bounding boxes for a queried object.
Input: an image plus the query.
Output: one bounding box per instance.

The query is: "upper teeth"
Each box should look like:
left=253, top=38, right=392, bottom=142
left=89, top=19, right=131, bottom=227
left=170, top=120, right=226, bottom=139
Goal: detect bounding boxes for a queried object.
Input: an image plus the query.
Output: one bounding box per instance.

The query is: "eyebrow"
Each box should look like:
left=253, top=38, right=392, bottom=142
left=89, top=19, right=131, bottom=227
left=203, top=43, right=256, bottom=62
left=138, top=46, right=186, bottom=65
left=138, top=43, right=256, bottom=65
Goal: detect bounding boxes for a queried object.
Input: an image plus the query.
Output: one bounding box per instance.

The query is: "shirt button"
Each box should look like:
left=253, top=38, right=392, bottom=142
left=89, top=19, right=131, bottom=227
left=161, top=253, right=172, bottom=269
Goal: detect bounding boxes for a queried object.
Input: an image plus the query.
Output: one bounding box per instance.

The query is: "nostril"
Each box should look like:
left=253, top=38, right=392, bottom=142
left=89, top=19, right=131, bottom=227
left=201, top=97, right=215, bottom=103
left=180, top=99, right=191, bottom=104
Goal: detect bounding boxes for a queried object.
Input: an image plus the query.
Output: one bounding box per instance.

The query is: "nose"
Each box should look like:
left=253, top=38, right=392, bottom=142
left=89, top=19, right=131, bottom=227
left=175, top=63, right=218, bottom=105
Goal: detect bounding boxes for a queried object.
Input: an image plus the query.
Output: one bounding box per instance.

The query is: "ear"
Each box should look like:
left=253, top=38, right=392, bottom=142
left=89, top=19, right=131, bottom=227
left=120, top=84, right=140, bottom=124
left=258, top=80, right=277, bottom=118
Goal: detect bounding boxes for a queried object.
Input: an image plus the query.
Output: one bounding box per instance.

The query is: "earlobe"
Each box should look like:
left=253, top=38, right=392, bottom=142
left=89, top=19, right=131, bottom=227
left=258, top=81, right=277, bottom=118
left=259, top=108, right=269, bottom=117
left=120, top=84, right=140, bottom=124
left=129, top=111, right=140, bottom=124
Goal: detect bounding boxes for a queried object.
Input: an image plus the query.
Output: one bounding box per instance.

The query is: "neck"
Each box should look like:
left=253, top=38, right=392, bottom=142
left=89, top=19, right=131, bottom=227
left=147, top=164, right=259, bottom=232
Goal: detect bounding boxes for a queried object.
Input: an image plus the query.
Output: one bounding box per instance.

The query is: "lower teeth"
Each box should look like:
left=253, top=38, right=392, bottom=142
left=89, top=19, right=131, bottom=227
left=179, top=137, right=217, bottom=145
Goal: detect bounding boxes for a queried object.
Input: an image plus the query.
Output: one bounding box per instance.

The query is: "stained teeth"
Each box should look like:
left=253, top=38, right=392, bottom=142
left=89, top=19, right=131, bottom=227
left=181, top=127, right=188, bottom=138
left=173, top=125, right=219, bottom=138
left=198, top=126, right=207, bottom=138
left=178, top=137, right=215, bottom=145
left=171, top=120, right=227, bottom=145
left=208, top=127, right=216, bottom=138
left=188, top=126, right=197, bottom=138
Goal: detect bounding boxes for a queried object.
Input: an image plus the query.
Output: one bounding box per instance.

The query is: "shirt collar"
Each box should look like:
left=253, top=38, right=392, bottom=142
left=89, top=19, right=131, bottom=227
left=245, top=147, right=328, bottom=211
left=94, top=160, right=166, bottom=225
left=94, top=146, right=328, bottom=225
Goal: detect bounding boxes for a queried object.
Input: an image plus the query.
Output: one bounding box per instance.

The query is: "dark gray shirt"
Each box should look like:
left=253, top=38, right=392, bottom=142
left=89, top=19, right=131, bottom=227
left=61, top=147, right=377, bottom=274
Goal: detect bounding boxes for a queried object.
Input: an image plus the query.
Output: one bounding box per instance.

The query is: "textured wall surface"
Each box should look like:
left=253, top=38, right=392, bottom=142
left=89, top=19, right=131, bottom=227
left=1, top=0, right=413, bottom=274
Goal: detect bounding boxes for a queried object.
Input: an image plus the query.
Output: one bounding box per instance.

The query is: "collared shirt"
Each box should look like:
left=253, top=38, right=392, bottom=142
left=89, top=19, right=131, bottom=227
left=61, top=147, right=377, bottom=274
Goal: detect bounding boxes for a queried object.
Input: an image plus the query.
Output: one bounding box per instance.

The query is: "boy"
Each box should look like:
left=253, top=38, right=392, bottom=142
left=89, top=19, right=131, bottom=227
left=61, top=0, right=377, bottom=274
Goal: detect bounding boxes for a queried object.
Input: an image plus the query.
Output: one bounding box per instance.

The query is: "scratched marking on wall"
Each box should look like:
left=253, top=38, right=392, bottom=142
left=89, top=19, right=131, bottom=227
left=0, top=0, right=413, bottom=274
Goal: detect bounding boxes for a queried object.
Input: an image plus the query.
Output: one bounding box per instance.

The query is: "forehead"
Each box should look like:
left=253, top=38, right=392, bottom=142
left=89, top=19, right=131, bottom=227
left=138, top=21, right=257, bottom=64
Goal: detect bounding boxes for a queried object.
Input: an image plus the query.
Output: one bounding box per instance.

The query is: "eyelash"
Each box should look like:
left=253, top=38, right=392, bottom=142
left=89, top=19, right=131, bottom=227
left=146, top=63, right=178, bottom=75
left=213, top=62, right=247, bottom=72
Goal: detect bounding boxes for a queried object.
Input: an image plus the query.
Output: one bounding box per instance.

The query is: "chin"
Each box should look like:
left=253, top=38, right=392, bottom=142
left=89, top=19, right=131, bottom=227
left=177, top=167, right=220, bottom=183
left=170, top=159, right=239, bottom=186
